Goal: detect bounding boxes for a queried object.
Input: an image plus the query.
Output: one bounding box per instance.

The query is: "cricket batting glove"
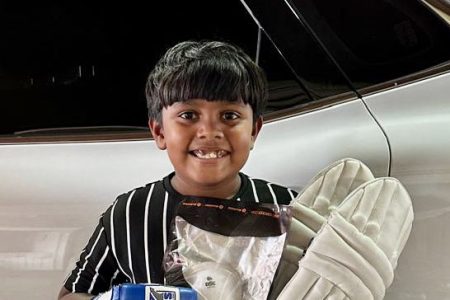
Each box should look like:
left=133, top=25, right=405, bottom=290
left=270, top=158, right=375, bottom=299
left=277, top=177, right=414, bottom=300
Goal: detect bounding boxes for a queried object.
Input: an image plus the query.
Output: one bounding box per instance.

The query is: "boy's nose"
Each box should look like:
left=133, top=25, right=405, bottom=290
left=196, top=118, right=224, bottom=139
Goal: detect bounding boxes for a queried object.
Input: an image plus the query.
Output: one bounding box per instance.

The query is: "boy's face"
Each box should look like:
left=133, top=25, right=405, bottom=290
left=149, top=99, right=262, bottom=198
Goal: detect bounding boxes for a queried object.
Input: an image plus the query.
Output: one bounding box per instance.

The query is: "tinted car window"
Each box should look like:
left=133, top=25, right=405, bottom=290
left=240, top=0, right=357, bottom=103
left=289, top=0, right=450, bottom=88
left=0, top=1, right=258, bottom=136
left=258, top=34, right=312, bottom=113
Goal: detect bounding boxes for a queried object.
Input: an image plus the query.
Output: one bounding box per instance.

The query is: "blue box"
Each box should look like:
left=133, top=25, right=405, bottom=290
left=111, top=284, right=197, bottom=300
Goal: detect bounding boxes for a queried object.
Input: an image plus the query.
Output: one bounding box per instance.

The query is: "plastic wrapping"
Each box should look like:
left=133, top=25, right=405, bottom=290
left=163, top=198, right=292, bottom=300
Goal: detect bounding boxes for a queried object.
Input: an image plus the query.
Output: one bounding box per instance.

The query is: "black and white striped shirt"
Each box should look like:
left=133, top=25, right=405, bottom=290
left=64, top=172, right=298, bottom=295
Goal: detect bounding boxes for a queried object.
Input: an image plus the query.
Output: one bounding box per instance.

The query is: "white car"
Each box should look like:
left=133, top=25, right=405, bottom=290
left=0, top=0, right=449, bottom=299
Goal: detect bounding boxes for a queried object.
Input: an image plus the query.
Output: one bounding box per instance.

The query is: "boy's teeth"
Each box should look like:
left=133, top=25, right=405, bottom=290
left=193, top=150, right=226, bottom=159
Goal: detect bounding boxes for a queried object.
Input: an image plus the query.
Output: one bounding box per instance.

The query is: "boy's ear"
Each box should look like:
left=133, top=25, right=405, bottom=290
left=148, top=119, right=167, bottom=150
left=251, top=116, right=264, bottom=149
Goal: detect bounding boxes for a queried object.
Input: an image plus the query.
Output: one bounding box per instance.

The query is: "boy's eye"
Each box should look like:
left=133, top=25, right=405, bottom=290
left=179, top=111, right=197, bottom=120
left=222, top=111, right=240, bottom=121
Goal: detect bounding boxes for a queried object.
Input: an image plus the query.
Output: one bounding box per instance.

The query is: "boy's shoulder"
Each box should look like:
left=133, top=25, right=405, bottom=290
left=115, top=177, right=167, bottom=203
left=242, top=174, right=293, bottom=188
left=239, top=173, right=298, bottom=204
left=241, top=173, right=297, bottom=192
left=102, top=178, right=171, bottom=223
left=106, top=176, right=169, bottom=218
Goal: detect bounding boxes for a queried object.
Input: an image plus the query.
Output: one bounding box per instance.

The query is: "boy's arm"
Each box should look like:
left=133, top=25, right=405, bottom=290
left=62, top=207, right=120, bottom=298
left=58, top=287, right=93, bottom=300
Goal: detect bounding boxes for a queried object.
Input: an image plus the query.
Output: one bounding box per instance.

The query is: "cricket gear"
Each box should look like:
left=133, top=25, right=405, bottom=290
left=277, top=177, right=414, bottom=300
left=164, top=198, right=291, bottom=300
left=175, top=216, right=285, bottom=300
left=270, top=158, right=375, bottom=298
left=183, top=261, right=242, bottom=300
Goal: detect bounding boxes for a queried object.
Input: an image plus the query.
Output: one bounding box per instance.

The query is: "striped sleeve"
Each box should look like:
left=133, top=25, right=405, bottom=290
left=244, top=177, right=298, bottom=205
left=63, top=206, right=123, bottom=295
left=63, top=179, right=173, bottom=294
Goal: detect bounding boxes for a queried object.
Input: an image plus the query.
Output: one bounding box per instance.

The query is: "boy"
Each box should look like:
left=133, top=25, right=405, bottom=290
left=58, top=40, right=298, bottom=300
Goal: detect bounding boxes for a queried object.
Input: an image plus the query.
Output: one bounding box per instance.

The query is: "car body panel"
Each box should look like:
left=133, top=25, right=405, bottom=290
left=244, top=98, right=389, bottom=189
left=0, top=140, right=171, bottom=299
left=363, top=71, right=450, bottom=299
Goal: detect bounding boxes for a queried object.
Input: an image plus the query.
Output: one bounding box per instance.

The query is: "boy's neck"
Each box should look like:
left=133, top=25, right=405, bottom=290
left=170, top=174, right=241, bottom=200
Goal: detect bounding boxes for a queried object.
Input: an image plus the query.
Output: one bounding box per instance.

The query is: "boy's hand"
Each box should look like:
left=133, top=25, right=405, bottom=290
left=57, top=287, right=95, bottom=300
left=91, top=290, right=113, bottom=300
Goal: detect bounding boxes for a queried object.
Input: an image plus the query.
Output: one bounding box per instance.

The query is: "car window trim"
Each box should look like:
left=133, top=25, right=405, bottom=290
left=265, top=60, right=450, bottom=123
left=358, top=60, right=450, bottom=97
left=264, top=91, right=358, bottom=123
left=0, top=130, right=152, bottom=145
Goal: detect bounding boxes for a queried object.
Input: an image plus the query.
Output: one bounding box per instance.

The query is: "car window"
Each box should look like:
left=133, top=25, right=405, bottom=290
left=0, top=1, right=258, bottom=137
left=288, top=0, right=450, bottom=89
left=242, top=0, right=356, bottom=104
left=423, top=0, right=450, bottom=24
left=258, top=33, right=311, bottom=114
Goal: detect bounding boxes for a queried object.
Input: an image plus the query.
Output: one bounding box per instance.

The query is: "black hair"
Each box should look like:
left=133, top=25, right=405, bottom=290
left=145, top=40, right=268, bottom=122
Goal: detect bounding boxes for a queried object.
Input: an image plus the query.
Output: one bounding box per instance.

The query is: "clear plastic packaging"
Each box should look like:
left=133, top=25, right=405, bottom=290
left=163, top=198, right=292, bottom=300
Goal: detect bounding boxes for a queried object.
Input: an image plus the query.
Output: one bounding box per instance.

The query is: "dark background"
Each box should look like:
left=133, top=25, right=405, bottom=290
left=0, top=1, right=258, bottom=134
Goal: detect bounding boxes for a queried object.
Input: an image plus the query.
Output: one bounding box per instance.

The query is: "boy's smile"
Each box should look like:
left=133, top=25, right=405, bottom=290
left=149, top=99, right=262, bottom=199
left=190, top=149, right=228, bottom=159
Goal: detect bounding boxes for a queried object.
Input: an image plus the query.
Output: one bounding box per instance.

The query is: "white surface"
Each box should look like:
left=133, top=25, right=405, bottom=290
left=0, top=140, right=172, bottom=299
left=364, top=72, right=450, bottom=299
left=244, top=98, right=389, bottom=187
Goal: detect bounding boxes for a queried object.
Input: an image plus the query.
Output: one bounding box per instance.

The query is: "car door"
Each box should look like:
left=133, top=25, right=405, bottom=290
left=363, top=71, right=450, bottom=299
